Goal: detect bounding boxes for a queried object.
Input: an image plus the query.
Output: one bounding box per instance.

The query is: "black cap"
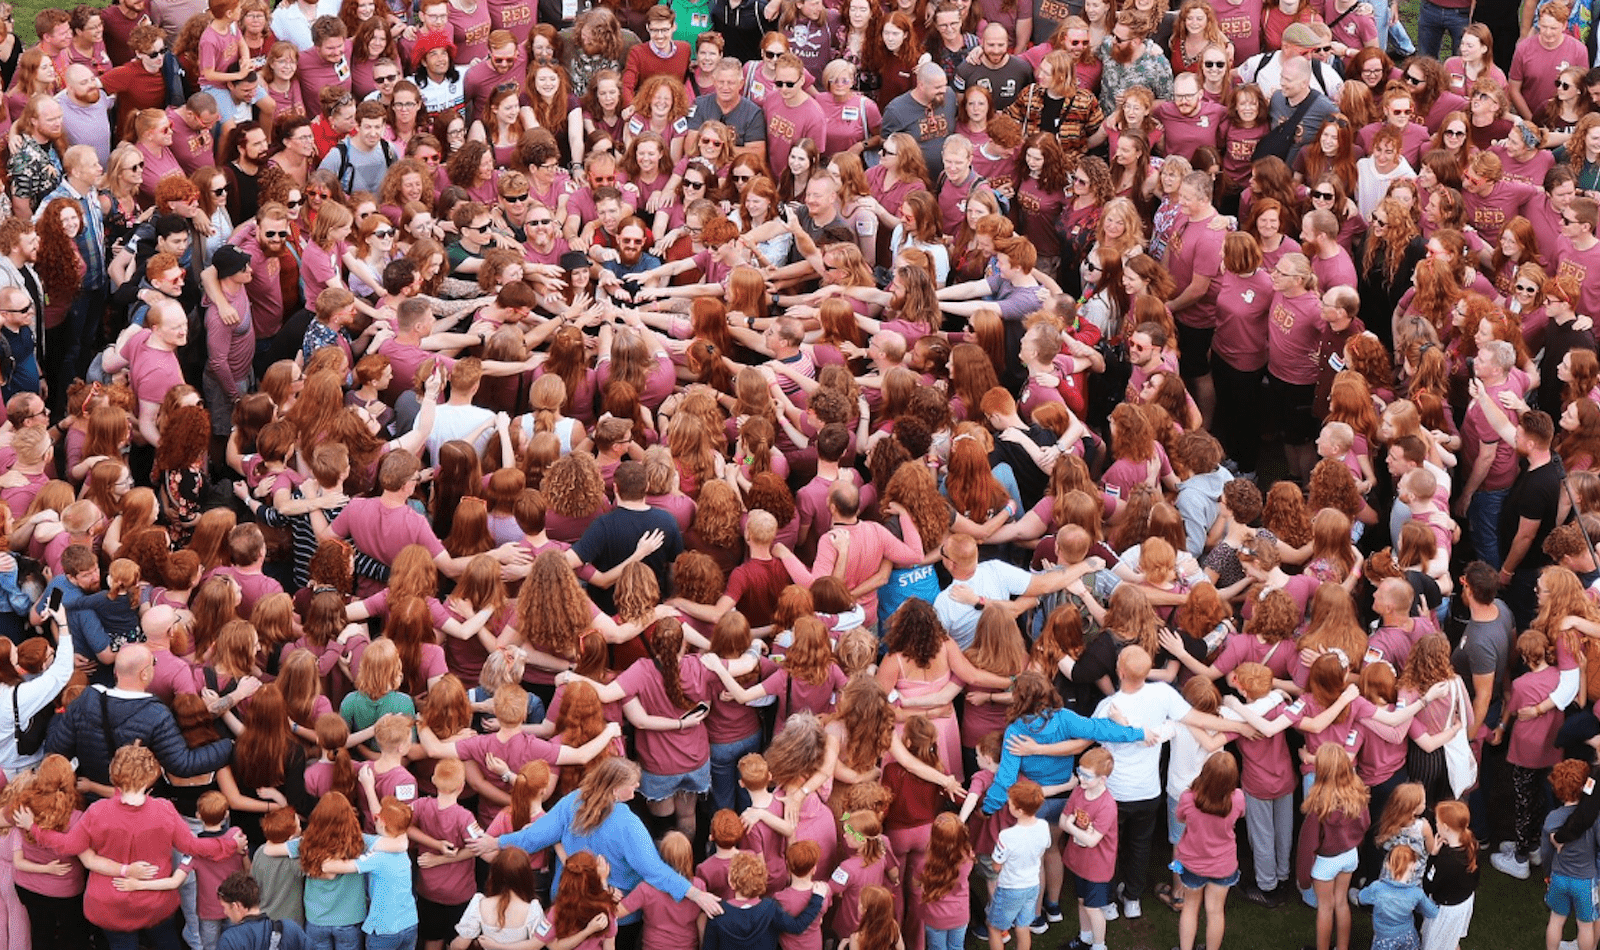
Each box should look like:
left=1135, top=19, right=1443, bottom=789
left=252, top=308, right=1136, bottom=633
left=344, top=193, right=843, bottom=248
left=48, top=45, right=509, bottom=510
left=213, top=244, right=251, bottom=279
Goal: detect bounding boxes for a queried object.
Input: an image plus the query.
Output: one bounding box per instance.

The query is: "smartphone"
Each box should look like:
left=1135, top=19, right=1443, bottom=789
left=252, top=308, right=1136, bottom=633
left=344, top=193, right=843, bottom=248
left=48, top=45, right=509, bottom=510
left=46, top=587, right=62, bottom=613
left=682, top=701, right=710, bottom=720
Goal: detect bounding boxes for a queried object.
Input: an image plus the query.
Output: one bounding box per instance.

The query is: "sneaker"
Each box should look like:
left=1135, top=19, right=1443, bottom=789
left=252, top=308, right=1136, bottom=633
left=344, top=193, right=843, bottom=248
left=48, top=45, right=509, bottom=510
left=1241, top=883, right=1276, bottom=908
left=1530, top=848, right=1544, bottom=867
left=1045, top=902, right=1064, bottom=923
left=1490, top=851, right=1530, bottom=880
left=1029, top=915, right=1049, bottom=935
left=1123, top=899, right=1142, bottom=919
left=1498, top=841, right=1516, bottom=856
left=1560, top=940, right=1580, bottom=950
left=1065, top=941, right=1092, bottom=950
left=1101, top=902, right=1119, bottom=922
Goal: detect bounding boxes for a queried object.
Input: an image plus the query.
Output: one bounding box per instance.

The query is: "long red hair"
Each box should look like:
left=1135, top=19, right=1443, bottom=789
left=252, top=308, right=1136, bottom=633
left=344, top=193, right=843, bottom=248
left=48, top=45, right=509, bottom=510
left=552, top=851, right=617, bottom=938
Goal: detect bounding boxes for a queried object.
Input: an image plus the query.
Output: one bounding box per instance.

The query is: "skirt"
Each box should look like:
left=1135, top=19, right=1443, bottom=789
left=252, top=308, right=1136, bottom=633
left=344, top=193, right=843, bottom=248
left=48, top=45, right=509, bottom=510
left=1421, top=894, right=1474, bottom=950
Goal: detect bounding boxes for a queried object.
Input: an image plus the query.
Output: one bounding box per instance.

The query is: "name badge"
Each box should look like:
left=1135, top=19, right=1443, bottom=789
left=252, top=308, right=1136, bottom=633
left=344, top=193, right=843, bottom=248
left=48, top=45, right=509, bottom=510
left=841, top=106, right=859, bottom=122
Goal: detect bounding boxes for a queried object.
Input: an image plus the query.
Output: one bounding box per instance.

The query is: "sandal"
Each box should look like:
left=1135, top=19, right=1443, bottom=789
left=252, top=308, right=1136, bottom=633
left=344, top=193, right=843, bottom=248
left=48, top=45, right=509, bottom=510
left=1155, top=883, right=1184, bottom=911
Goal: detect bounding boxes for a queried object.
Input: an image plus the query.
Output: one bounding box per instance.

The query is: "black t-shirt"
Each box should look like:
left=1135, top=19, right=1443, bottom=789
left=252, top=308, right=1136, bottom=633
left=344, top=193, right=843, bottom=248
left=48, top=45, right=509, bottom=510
left=989, top=423, right=1057, bottom=509
left=1540, top=316, right=1596, bottom=411
left=1498, top=457, right=1562, bottom=572
left=572, top=504, right=685, bottom=613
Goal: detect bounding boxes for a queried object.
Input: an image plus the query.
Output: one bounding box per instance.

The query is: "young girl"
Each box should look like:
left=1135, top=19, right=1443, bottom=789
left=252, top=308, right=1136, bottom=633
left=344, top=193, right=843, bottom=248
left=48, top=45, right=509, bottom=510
left=1172, top=754, right=1245, bottom=950
left=618, top=832, right=705, bottom=950
left=1420, top=801, right=1479, bottom=950
left=916, top=814, right=972, bottom=950
left=1296, top=745, right=1371, bottom=950
left=829, top=810, right=900, bottom=945
left=1372, top=784, right=1432, bottom=886
left=545, top=851, right=619, bottom=950
left=1356, top=848, right=1437, bottom=950
left=301, top=713, right=359, bottom=803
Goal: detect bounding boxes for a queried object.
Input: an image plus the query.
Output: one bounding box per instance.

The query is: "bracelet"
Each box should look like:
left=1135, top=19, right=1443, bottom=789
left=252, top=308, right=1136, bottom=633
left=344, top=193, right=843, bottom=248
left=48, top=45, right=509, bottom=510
left=119, top=864, right=127, bottom=876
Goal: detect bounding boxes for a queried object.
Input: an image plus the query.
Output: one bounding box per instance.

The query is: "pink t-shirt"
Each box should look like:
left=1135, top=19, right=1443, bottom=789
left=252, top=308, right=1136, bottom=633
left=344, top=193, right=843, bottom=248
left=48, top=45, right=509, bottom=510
left=412, top=796, right=480, bottom=903
left=816, top=94, right=879, bottom=156
left=1152, top=100, right=1224, bottom=161
left=299, top=240, right=346, bottom=305
left=1508, top=665, right=1563, bottom=769
left=121, top=328, right=184, bottom=408
left=1228, top=696, right=1295, bottom=800
left=621, top=877, right=708, bottom=950
left=206, top=566, right=284, bottom=621
left=1174, top=788, right=1245, bottom=878
left=448, top=1, right=493, bottom=63
left=1286, top=694, right=1376, bottom=772
left=1266, top=290, right=1324, bottom=384
left=1062, top=786, right=1117, bottom=882
left=1166, top=211, right=1228, bottom=330
left=355, top=761, right=419, bottom=831
left=775, top=883, right=833, bottom=950
left=1555, top=236, right=1600, bottom=324
left=296, top=43, right=354, bottom=116
left=328, top=497, right=445, bottom=566
left=615, top=656, right=715, bottom=775
left=696, top=852, right=734, bottom=899
left=457, top=731, right=564, bottom=821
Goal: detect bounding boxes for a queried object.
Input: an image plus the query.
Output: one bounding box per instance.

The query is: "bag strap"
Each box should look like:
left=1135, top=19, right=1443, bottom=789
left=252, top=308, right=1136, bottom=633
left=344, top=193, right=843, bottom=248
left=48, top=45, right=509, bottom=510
left=96, top=688, right=118, bottom=765
left=10, top=683, right=21, bottom=742
left=1272, top=93, right=1319, bottom=139
left=1325, top=2, right=1358, bottom=29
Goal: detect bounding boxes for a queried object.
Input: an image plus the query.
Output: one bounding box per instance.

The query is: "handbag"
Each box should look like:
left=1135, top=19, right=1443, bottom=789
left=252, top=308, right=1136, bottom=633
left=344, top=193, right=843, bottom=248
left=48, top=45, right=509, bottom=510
left=10, top=680, right=51, bottom=756
left=1253, top=92, right=1318, bottom=162
left=1441, top=677, right=1478, bottom=799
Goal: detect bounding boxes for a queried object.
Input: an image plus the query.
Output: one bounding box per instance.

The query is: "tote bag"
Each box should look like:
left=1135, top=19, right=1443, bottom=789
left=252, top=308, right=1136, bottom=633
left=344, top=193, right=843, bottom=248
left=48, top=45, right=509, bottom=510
left=1442, top=677, right=1478, bottom=798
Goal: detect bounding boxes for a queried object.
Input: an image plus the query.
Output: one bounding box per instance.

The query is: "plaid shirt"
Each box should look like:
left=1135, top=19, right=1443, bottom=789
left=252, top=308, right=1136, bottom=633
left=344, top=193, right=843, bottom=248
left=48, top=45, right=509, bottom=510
left=1003, top=84, right=1105, bottom=157
left=1097, top=38, right=1174, bottom=117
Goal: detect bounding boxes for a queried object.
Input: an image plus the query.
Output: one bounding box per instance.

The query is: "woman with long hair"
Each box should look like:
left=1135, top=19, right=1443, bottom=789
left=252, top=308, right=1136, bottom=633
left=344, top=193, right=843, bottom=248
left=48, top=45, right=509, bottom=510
left=859, top=132, right=930, bottom=247
left=33, top=197, right=87, bottom=353
left=1011, top=133, right=1070, bottom=277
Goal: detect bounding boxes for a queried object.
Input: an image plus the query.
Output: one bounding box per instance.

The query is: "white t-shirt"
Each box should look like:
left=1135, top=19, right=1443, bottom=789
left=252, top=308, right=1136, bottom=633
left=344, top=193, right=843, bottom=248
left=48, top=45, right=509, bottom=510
left=992, top=817, right=1052, bottom=890
left=426, top=403, right=496, bottom=461
left=933, top=560, right=1032, bottom=649
left=1094, top=682, right=1192, bottom=802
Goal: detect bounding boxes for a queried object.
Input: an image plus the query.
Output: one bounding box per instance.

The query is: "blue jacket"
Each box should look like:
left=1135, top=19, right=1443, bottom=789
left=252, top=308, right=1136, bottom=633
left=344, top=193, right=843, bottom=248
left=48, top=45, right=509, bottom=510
left=1356, top=879, right=1438, bottom=939
left=982, top=708, right=1145, bottom=814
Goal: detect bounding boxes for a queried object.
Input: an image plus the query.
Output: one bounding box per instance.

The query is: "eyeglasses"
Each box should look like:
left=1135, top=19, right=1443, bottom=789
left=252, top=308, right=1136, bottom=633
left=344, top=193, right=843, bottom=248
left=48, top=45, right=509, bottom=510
left=262, top=228, right=289, bottom=238
left=774, top=78, right=798, bottom=88
left=1312, top=190, right=1335, bottom=200
left=1564, top=215, right=1581, bottom=225
left=1404, top=73, right=1424, bottom=85
left=393, top=100, right=419, bottom=109
left=502, top=192, right=530, bottom=202
left=306, top=190, right=330, bottom=200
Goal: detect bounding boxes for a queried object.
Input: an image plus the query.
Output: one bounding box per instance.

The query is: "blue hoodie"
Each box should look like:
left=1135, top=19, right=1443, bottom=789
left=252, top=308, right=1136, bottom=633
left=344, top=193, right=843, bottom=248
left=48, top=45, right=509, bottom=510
left=982, top=708, right=1145, bottom=814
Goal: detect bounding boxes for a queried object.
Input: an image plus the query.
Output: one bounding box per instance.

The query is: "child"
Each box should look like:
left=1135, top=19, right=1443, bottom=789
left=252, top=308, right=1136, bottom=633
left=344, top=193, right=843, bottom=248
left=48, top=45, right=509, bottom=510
left=619, top=832, right=707, bottom=950
left=1539, top=760, right=1600, bottom=950
left=1421, top=801, right=1479, bottom=950
left=774, top=841, right=832, bottom=950
left=1295, top=745, right=1371, bottom=950
left=411, top=759, right=481, bottom=950
left=1317, top=421, right=1373, bottom=494
left=1372, top=784, right=1432, bottom=886
left=844, top=885, right=903, bottom=950
left=917, top=813, right=973, bottom=950
left=699, top=810, right=749, bottom=900
left=830, top=809, right=900, bottom=944
left=318, top=796, right=419, bottom=948
left=250, top=806, right=306, bottom=928
left=703, top=851, right=827, bottom=950
left=192, top=791, right=250, bottom=950
left=1060, top=748, right=1117, bottom=950
left=1491, top=630, right=1563, bottom=880
left=82, top=558, right=145, bottom=652
left=353, top=713, right=420, bottom=832
left=1219, top=663, right=1295, bottom=908
left=737, top=754, right=790, bottom=894
left=1355, top=848, right=1438, bottom=950
left=987, top=779, right=1050, bottom=950
left=1158, top=677, right=1228, bottom=914
left=303, top=713, right=360, bottom=802
left=486, top=760, right=555, bottom=837
left=1172, top=754, right=1245, bottom=950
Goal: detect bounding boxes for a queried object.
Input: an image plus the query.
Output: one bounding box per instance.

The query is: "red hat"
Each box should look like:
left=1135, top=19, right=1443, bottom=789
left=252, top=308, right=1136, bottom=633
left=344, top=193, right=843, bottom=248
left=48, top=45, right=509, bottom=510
left=412, top=30, right=456, bottom=62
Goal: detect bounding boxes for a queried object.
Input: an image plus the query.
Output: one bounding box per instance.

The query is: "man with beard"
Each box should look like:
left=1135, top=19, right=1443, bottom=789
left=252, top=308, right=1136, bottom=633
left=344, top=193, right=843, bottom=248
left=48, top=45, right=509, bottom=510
left=882, top=62, right=957, bottom=178
left=58, top=65, right=112, bottom=166
left=230, top=203, right=302, bottom=373
left=102, top=0, right=152, bottom=63
left=0, top=219, right=43, bottom=321
left=1097, top=9, right=1172, bottom=116
left=1165, top=172, right=1227, bottom=425
left=598, top=218, right=663, bottom=298
left=521, top=202, right=572, bottom=267
left=1151, top=72, right=1222, bottom=161
left=1487, top=408, right=1561, bottom=629
left=954, top=23, right=1033, bottom=111
left=1267, top=56, right=1335, bottom=166
left=464, top=31, right=525, bottom=122
left=224, top=120, right=269, bottom=221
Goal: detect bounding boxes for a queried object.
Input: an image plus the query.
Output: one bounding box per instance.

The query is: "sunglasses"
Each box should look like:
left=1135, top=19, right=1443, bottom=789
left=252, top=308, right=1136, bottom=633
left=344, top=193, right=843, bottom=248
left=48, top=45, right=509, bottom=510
left=527, top=217, right=553, bottom=225
left=733, top=173, right=754, bottom=182
left=763, top=49, right=781, bottom=58
left=374, top=73, right=398, bottom=82
left=684, top=179, right=705, bottom=188
left=1404, top=73, right=1424, bottom=84
left=1445, top=128, right=1467, bottom=137
left=774, top=79, right=798, bottom=88
left=1203, top=60, right=1226, bottom=67
left=465, top=222, right=491, bottom=232
left=372, top=228, right=395, bottom=238
left=306, top=191, right=330, bottom=199
left=263, top=228, right=289, bottom=238
left=141, top=46, right=164, bottom=59
left=212, top=185, right=228, bottom=195
left=286, top=198, right=304, bottom=208
left=1312, top=190, right=1335, bottom=199
left=129, top=162, right=145, bottom=172
left=503, top=192, right=530, bottom=202
left=1515, top=283, right=1539, bottom=293
left=1559, top=81, right=1574, bottom=90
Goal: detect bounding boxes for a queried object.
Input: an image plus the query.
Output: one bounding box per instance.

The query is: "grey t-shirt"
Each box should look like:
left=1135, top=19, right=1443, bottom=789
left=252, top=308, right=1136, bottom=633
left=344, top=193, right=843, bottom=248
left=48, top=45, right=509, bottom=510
left=686, top=93, right=767, bottom=146
left=1267, top=89, right=1337, bottom=167
left=881, top=91, right=958, bottom=180
left=318, top=139, right=392, bottom=196
left=953, top=57, right=1035, bottom=111
left=1452, top=598, right=1516, bottom=703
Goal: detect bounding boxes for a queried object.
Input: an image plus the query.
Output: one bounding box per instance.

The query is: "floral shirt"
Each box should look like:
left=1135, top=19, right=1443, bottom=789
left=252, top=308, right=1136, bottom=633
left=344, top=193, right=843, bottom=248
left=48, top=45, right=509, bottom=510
left=6, top=138, right=63, bottom=206
left=1096, top=37, right=1174, bottom=116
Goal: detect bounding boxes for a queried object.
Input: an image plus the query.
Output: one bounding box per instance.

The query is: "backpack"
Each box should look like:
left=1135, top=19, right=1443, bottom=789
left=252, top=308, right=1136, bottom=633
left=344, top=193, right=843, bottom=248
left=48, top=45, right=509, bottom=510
left=329, top=139, right=397, bottom=194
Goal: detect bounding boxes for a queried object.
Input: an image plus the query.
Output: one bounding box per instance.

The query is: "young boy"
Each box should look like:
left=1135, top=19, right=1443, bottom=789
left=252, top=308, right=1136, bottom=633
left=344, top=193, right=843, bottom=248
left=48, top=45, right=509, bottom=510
left=251, top=806, right=307, bottom=928
left=987, top=779, right=1051, bottom=950
left=959, top=731, right=1009, bottom=903
left=773, top=841, right=831, bottom=950
left=1399, top=467, right=1458, bottom=561
left=702, top=851, right=826, bottom=950
left=738, top=753, right=790, bottom=893
left=193, top=790, right=250, bottom=950
left=355, top=713, right=420, bottom=832
left=1059, top=749, right=1117, bottom=950
left=700, top=809, right=751, bottom=900
left=1316, top=420, right=1373, bottom=494
left=1219, top=663, right=1296, bottom=909
left=321, top=796, right=419, bottom=949
left=1538, top=760, right=1600, bottom=950
left=410, top=759, right=482, bottom=950
left=1491, top=631, right=1564, bottom=880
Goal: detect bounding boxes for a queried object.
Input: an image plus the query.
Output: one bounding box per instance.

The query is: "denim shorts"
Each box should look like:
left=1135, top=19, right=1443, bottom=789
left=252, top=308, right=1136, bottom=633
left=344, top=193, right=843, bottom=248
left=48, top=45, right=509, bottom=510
left=1036, top=796, right=1068, bottom=823
left=1179, top=867, right=1241, bottom=890
left=1167, top=793, right=1186, bottom=845
left=1547, top=873, right=1599, bottom=922
left=987, top=884, right=1040, bottom=931
left=1072, top=874, right=1113, bottom=908
left=1311, top=847, right=1360, bottom=881
left=640, top=760, right=711, bottom=802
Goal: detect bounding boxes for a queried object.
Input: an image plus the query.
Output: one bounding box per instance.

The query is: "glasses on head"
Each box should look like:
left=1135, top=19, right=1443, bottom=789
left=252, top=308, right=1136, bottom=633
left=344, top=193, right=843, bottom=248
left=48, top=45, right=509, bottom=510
left=503, top=192, right=530, bottom=202
left=774, top=78, right=798, bottom=88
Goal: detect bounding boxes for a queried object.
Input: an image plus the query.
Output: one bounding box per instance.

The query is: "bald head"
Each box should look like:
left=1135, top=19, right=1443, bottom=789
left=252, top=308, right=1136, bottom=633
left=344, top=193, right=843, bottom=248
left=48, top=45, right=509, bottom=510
left=142, top=605, right=178, bottom=648
left=1375, top=578, right=1414, bottom=617
left=114, top=643, right=154, bottom=689
left=1117, top=645, right=1153, bottom=687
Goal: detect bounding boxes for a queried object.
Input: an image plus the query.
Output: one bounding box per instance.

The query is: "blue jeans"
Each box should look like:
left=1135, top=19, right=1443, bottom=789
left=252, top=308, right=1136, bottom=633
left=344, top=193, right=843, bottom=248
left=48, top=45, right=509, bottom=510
left=1417, top=0, right=1469, bottom=58
left=926, top=925, right=967, bottom=950
left=105, top=916, right=184, bottom=950
left=1467, top=488, right=1507, bottom=567
left=307, top=922, right=364, bottom=950
left=366, top=925, right=419, bottom=950
left=993, top=462, right=1023, bottom=513
left=709, top=731, right=763, bottom=812
left=1373, top=0, right=1416, bottom=55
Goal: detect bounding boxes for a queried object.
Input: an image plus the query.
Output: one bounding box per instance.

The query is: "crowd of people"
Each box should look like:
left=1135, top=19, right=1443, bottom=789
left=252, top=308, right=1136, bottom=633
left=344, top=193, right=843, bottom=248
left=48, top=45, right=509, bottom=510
left=0, top=0, right=1597, bottom=949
